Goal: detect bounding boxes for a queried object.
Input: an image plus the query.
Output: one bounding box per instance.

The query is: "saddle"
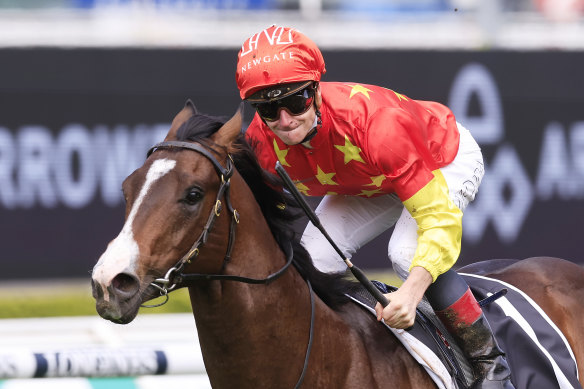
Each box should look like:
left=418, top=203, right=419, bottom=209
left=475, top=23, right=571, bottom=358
left=346, top=275, right=581, bottom=389
left=347, top=281, right=473, bottom=389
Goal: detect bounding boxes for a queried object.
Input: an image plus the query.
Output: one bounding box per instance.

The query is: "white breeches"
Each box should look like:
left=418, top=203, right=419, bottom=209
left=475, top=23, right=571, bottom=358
left=301, top=124, right=484, bottom=280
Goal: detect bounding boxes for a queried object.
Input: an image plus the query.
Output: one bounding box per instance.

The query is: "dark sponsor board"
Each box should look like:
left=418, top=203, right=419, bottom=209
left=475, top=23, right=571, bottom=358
left=0, top=48, right=582, bottom=279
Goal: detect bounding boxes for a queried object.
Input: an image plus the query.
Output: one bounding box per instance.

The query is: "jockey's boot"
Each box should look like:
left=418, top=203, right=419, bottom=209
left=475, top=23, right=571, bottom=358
left=436, top=287, right=515, bottom=389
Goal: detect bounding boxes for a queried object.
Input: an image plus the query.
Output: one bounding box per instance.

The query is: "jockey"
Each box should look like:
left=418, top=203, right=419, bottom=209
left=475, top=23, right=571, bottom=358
left=235, top=25, right=514, bottom=389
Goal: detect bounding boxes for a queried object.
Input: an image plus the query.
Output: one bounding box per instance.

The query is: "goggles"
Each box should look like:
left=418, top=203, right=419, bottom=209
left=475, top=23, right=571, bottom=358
left=251, top=85, right=315, bottom=122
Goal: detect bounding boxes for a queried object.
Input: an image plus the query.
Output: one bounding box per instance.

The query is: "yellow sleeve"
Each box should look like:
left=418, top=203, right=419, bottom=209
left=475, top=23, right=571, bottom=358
left=402, top=169, right=463, bottom=282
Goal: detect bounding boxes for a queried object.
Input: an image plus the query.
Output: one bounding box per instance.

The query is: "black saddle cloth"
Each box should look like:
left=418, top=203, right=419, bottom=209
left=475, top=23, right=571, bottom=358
left=347, top=276, right=581, bottom=389
left=348, top=280, right=473, bottom=388
left=461, top=273, right=581, bottom=389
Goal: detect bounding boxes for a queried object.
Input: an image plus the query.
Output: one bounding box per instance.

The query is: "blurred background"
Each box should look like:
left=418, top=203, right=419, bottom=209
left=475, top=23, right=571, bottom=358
left=0, top=0, right=583, bottom=387
left=1, top=0, right=584, bottom=49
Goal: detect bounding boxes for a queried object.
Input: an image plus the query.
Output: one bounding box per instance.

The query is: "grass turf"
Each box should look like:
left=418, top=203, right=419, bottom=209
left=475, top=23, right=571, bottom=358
left=0, top=282, right=192, bottom=319
left=0, top=270, right=401, bottom=318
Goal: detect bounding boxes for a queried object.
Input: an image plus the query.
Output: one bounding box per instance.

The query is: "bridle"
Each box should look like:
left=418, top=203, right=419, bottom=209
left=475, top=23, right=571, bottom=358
left=144, top=140, right=296, bottom=295
left=143, top=140, right=314, bottom=388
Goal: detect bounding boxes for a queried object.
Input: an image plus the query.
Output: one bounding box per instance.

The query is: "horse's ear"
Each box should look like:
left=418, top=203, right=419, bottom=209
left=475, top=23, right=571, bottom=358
left=212, top=103, right=244, bottom=148
left=164, top=99, right=198, bottom=141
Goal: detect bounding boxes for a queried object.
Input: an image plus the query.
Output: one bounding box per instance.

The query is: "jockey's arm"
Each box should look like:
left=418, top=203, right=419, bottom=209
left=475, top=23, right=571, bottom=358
left=375, top=169, right=463, bottom=328
left=403, top=169, right=463, bottom=282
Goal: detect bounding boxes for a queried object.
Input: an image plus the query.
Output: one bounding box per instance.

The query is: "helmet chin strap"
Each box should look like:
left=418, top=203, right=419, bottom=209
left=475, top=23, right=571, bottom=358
left=300, top=107, right=321, bottom=146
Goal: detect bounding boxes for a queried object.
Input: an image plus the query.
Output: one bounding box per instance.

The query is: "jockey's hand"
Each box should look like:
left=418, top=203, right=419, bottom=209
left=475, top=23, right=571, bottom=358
left=374, top=266, right=433, bottom=329
left=374, top=288, right=418, bottom=329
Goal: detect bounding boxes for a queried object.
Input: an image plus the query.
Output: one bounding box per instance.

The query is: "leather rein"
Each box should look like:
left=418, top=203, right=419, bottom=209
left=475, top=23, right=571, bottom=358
left=144, top=140, right=314, bottom=388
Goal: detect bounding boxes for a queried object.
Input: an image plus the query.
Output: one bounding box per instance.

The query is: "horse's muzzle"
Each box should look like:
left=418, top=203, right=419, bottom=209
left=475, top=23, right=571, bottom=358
left=91, top=272, right=142, bottom=324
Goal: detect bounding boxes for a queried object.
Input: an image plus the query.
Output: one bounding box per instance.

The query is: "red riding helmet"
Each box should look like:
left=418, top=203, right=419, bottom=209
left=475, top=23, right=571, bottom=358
left=235, top=25, right=326, bottom=100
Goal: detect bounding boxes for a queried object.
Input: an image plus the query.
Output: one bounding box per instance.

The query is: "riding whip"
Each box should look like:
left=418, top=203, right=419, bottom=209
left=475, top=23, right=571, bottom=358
left=275, top=161, right=389, bottom=308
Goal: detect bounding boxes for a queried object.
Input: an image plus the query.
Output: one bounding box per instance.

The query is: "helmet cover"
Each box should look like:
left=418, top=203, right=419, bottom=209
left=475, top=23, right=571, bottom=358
left=236, top=25, right=326, bottom=100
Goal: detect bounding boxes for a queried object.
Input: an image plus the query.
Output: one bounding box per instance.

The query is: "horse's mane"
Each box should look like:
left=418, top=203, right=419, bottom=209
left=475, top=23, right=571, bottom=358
left=176, top=113, right=356, bottom=309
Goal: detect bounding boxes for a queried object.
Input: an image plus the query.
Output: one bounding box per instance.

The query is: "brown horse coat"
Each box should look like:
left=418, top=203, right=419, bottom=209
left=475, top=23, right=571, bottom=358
left=92, top=102, right=584, bottom=388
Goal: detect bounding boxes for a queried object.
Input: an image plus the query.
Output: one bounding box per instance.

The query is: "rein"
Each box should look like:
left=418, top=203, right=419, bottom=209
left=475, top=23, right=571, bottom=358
left=144, top=140, right=314, bottom=388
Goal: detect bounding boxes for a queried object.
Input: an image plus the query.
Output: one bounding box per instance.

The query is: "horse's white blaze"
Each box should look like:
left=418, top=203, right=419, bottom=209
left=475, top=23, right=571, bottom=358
left=92, top=159, right=176, bottom=300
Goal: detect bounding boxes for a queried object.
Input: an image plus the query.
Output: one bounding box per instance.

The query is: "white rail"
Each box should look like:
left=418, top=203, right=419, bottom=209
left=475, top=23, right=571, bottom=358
left=0, top=375, right=211, bottom=389
left=0, top=314, right=210, bottom=387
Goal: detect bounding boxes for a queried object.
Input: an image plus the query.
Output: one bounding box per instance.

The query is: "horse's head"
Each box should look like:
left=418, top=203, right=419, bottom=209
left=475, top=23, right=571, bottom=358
left=91, top=100, right=243, bottom=324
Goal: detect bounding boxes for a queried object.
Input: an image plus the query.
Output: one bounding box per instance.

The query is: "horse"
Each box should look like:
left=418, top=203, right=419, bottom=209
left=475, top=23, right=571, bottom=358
left=91, top=101, right=584, bottom=388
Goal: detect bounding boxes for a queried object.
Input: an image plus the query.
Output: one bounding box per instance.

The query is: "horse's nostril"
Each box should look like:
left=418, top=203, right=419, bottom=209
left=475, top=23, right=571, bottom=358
left=112, top=273, right=139, bottom=294
left=91, top=279, right=104, bottom=299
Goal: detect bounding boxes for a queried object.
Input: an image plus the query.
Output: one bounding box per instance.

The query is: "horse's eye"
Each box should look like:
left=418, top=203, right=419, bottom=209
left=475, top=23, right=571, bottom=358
left=184, top=188, right=203, bottom=205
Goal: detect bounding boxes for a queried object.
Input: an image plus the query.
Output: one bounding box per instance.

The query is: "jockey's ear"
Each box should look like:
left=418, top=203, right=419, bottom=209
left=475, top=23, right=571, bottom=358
left=164, top=99, right=198, bottom=141
left=213, top=103, right=244, bottom=149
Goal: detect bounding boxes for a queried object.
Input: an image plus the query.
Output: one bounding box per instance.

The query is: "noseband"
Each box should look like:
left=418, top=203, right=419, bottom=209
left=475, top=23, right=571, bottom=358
left=144, top=140, right=295, bottom=302
left=144, top=140, right=314, bottom=389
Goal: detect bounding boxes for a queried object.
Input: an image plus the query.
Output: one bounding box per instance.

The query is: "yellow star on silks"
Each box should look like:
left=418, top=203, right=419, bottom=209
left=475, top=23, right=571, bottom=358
left=358, top=188, right=383, bottom=197
left=349, top=84, right=374, bottom=100
left=315, top=165, right=338, bottom=186
left=365, top=174, right=386, bottom=187
left=334, top=135, right=365, bottom=165
left=393, top=91, right=408, bottom=101
left=273, top=139, right=290, bottom=167
left=295, top=182, right=310, bottom=196
left=326, top=191, right=338, bottom=195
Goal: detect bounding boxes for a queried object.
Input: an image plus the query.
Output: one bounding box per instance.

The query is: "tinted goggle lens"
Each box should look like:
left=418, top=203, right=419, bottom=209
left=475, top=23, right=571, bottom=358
left=252, top=88, right=314, bottom=121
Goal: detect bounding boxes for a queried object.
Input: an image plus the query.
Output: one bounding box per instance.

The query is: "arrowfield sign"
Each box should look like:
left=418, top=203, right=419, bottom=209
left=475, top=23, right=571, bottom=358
left=0, top=124, right=167, bottom=210
left=0, top=48, right=582, bottom=279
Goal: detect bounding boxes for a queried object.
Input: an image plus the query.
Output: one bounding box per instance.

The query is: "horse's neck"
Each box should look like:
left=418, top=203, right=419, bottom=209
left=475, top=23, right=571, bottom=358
left=187, top=235, right=434, bottom=388
left=188, top=214, right=306, bottom=325
left=188, top=255, right=314, bottom=387
left=184, top=178, right=435, bottom=388
left=186, top=203, right=315, bottom=383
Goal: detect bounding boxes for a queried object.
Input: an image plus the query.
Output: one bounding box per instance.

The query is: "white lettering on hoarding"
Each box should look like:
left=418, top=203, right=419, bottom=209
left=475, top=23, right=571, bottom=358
left=2, top=63, right=583, bottom=251
left=18, top=126, right=58, bottom=209
left=463, top=145, right=534, bottom=244
left=448, top=63, right=504, bottom=145
left=450, top=63, right=584, bottom=245
left=0, top=124, right=168, bottom=210
left=536, top=121, right=584, bottom=201
left=0, top=127, right=17, bottom=209
left=54, top=124, right=96, bottom=209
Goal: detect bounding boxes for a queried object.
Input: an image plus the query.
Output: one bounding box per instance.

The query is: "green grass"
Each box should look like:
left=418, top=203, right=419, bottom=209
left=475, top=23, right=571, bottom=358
left=0, top=282, right=193, bottom=319
left=0, top=270, right=400, bottom=319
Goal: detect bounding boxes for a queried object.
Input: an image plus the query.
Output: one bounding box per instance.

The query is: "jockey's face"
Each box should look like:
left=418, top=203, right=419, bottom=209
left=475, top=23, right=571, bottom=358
left=263, top=86, right=322, bottom=145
